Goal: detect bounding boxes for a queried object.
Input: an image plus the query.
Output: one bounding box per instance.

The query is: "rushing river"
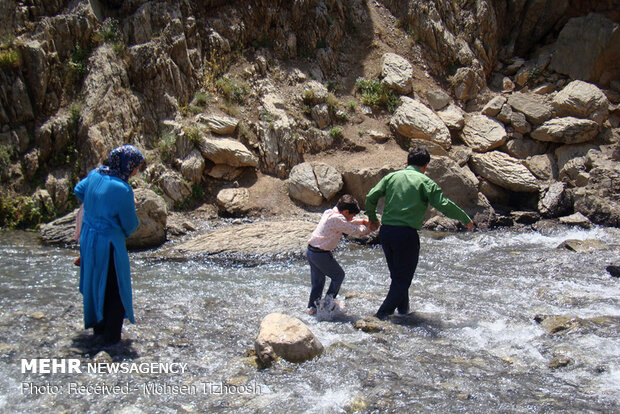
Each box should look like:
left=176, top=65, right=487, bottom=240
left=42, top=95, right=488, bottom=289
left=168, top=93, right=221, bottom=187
left=0, top=225, right=619, bottom=413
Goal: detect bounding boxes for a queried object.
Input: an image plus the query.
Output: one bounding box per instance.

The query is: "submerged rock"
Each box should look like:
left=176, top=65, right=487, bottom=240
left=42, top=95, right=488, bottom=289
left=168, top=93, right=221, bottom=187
left=255, top=313, right=323, bottom=365
left=557, top=239, right=609, bottom=252
left=353, top=317, right=386, bottom=333
left=606, top=265, right=620, bottom=278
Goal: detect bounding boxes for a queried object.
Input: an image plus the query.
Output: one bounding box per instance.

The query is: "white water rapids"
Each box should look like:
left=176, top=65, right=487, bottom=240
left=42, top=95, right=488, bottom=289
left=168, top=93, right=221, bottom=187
left=0, top=225, right=618, bottom=412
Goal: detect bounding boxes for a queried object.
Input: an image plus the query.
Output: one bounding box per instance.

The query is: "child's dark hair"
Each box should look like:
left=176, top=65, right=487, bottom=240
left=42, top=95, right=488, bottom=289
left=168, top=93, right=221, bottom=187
left=407, top=146, right=431, bottom=167
left=336, top=194, right=360, bottom=215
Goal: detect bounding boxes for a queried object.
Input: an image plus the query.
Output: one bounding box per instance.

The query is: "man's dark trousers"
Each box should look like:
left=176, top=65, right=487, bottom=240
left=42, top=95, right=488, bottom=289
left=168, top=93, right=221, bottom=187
left=376, top=224, right=420, bottom=317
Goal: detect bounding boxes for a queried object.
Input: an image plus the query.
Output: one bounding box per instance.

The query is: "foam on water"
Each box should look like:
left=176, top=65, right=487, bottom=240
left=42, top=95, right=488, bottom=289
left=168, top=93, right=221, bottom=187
left=437, top=225, right=616, bottom=255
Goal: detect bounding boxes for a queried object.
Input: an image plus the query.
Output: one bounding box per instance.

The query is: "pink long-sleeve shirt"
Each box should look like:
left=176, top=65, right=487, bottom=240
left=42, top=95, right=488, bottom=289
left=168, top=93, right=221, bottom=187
left=308, top=207, right=371, bottom=251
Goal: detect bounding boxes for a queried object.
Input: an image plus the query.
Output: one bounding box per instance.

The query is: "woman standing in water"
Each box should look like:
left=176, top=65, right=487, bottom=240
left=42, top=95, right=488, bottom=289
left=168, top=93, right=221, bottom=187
left=74, top=145, right=145, bottom=346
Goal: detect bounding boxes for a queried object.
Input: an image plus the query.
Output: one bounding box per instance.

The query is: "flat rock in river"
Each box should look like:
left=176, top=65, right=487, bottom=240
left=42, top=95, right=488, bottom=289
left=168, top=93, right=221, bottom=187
left=156, top=220, right=316, bottom=264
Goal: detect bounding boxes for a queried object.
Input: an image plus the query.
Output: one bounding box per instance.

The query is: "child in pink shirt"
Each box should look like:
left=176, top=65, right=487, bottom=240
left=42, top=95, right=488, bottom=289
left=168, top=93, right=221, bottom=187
left=306, top=194, right=371, bottom=314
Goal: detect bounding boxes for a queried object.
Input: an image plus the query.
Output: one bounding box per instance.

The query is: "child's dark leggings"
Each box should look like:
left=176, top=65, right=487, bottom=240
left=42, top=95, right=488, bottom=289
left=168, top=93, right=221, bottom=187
left=94, top=246, right=125, bottom=345
left=306, top=246, right=345, bottom=309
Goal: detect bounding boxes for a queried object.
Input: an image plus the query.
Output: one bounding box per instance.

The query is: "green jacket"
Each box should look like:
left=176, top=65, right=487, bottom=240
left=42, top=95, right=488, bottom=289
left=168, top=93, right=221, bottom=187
left=365, top=165, right=471, bottom=230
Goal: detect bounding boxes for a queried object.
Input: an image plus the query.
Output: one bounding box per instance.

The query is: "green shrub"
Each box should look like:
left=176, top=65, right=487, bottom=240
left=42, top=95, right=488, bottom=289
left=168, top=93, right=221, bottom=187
left=96, top=18, right=121, bottom=44
left=0, top=194, right=55, bottom=229
left=329, top=127, right=343, bottom=139
left=66, top=45, right=90, bottom=83
left=185, top=128, right=202, bottom=145
left=94, top=18, right=125, bottom=57
left=192, top=91, right=210, bottom=107
left=158, top=131, right=177, bottom=162
left=0, top=145, right=11, bottom=175
left=0, top=48, right=20, bottom=69
left=215, top=77, right=248, bottom=104
left=302, top=89, right=317, bottom=105
left=326, top=93, right=340, bottom=112
left=355, top=78, right=399, bottom=113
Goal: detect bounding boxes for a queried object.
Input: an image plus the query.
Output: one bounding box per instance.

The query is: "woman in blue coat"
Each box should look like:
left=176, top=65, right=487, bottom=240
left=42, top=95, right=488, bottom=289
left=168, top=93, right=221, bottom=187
left=74, top=145, right=145, bottom=346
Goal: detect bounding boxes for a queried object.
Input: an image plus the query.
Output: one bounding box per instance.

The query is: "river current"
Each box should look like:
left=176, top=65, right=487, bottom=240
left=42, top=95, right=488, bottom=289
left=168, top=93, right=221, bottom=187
left=0, top=225, right=619, bottom=413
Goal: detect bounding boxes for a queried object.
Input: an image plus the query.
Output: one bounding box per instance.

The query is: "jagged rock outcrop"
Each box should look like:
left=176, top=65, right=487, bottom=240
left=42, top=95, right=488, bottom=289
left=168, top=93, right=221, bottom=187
left=549, top=13, right=620, bottom=86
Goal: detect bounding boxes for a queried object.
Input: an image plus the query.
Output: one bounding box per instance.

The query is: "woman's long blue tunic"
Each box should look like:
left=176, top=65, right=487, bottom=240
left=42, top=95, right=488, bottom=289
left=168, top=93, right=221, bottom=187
left=74, top=170, right=139, bottom=328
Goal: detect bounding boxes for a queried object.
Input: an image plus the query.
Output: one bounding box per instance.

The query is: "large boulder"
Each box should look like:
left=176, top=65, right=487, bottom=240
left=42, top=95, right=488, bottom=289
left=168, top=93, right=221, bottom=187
left=549, top=13, right=620, bottom=87
left=313, top=163, right=343, bottom=201
left=390, top=97, right=451, bottom=149
left=196, top=114, right=239, bottom=135
left=426, top=156, right=479, bottom=212
left=40, top=188, right=168, bottom=250
left=481, top=96, right=507, bottom=117
left=44, top=168, right=72, bottom=212
left=574, top=164, right=620, bottom=227
left=198, top=137, right=258, bottom=168
left=452, top=67, right=485, bottom=102
left=538, top=182, right=571, bottom=218
left=255, top=313, right=324, bottom=365
left=216, top=188, right=250, bottom=216
left=425, top=90, right=451, bottom=111
left=507, top=93, right=553, bottom=126
left=381, top=53, right=413, bottom=95
left=530, top=117, right=599, bottom=144
left=288, top=162, right=343, bottom=206
left=436, top=104, right=465, bottom=131
left=552, top=80, right=611, bottom=124
left=288, top=163, right=320, bottom=206
left=524, top=154, right=557, bottom=181
left=470, top=151, right=539, bottom=192
left=127, top=188, right=168, bottom=249
left=502, top=137, right=548, bottom=159
left=461, top=115, right=508, bottom=152
left=158, top=170, right=192, bottom=206
left=342, top=166, right=397, bottom=209
left=180, top=149, right=205, bottom=185
left=257, top=92, right=303, bottom=177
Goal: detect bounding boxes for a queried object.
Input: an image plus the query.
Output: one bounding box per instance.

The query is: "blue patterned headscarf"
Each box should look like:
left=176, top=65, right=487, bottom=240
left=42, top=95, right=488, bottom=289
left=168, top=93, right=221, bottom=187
left=97, top=145, right=145, bottom=182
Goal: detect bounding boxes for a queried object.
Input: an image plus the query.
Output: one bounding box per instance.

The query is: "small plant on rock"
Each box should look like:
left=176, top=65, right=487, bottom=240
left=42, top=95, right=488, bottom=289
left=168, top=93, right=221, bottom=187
left=158, top=131, right=177, bottom=162
left=0, top=38, right=20, bottom=69
left=329, top=127, right=343, bottom=139
left=355, top=77, right=399, bottom=113
left=215, top=77, right=248, bottom=104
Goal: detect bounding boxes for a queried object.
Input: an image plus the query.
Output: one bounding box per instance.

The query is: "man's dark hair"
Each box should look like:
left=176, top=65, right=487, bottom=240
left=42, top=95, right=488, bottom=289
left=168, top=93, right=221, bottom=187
left=407, top=146, right=431, bottom=167
left=336, top=194, right=361, bottom=215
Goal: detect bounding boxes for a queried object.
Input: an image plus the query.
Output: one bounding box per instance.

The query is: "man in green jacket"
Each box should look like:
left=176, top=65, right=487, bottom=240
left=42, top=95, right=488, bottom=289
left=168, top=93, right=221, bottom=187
left=366, top=146, right=474, bottom=320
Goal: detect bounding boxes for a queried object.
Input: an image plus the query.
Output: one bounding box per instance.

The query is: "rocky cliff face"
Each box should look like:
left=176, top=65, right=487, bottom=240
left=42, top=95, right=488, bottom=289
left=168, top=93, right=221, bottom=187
left=1, top=0, right=619, bottom=233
